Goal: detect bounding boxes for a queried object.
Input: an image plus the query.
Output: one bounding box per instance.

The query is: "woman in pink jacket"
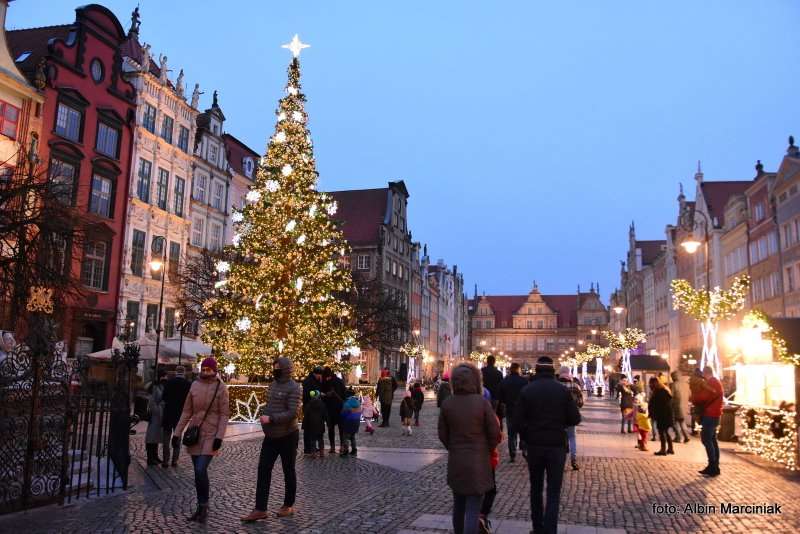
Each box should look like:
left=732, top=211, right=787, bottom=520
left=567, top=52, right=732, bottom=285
left=174, top=357, right=229, bottom=523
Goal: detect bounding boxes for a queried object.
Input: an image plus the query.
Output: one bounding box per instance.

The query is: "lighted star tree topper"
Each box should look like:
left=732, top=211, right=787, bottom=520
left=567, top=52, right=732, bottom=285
left=203, top=35, right=356, bottom=378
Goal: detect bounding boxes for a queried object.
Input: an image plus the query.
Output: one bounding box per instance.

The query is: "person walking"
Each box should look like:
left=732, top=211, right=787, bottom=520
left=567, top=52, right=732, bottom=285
left=557, top=366, right=583, bottom=471
left=173, top=358, right=229, bottom=523
left=376, top=368, right=396, bottom=427
left=162, top=366, right=192, bottom=467
left=241, top=357, right=302, bottom=522
left=691, top=366, right=724, bottom=477
left=321, top=366, right=346, bottom=452
left=498, top=362, right=527, bottom=463
left=618, top=377, right=634, bottom=434
left=688, top=368, right=705, bottom=436
left=633, top=391, right=651, bottom=451
left=670, top=371, right=690, bottom=443
left=302, top=390, right=327, bottom=457
left=400, top=390, right=415, bottom=436
left=649, top=377, right=674, bottom=456
left=513, top=356, right=580, bottom=534
left=340, top=389, right=362, bottom=456
left=436, top=371, right=452, bottom=408
left=145, top=370, right=167, bottom=466
left=360, top=392, right=376, bottom=434
left=411, top=381, right=424, bottom=426
left=481, top=356, right=503, bottom=425
left=438, top=363, right=501, bottom=534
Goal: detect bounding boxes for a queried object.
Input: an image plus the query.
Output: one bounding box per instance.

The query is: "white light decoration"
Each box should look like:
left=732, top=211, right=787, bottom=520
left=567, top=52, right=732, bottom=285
left=327, top=261, right=335, bottom=273
left=285, top=220, right=297, bottom=232
left=296, top=234, right=307, bottom=245
left=326, top=201, right=338, bottom=215
left=355, top=365, right=363, bottom=380
left=292, top=110, right=304, bottom=122
left=255, top=294, right=264, bottom=309
left=229, top=389, right=267, bottom=424
left=287, top=86, right=298, bottom=96
left=277, top=340, right=284, bottom=352
left=274, top=131, right=287, bottom=143
left=594, top=357, right=604, bottom=396
left=214, top=280, right=229, bottom=289
left=232, top=234, right=241, bottom=246
left=278, top=112, right=287, bottom=121
left=215, top=260, right=230, bottom=273
left=321, top=239, right=329, bottom=246
left=224, top=362, right=236, bottom=376
left=265, top=180, right=280, bottom=193
left=231, top=212, right=244, bottom=223
left=282, top=34, right=310, bottom=58
left=309, top=205, right=317, bottom=216
left=295, top=277, right=304, bottom=291
left=246, top=190, right=262, bottom=202
left=236, top=317, right=252, bottom=331
left=282, top=164, right=293, bottom=176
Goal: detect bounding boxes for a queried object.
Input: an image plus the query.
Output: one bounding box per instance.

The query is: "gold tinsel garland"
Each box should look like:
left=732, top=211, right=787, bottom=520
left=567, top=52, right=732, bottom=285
left=741, top=310, right=800, bottom=366
left=670, top=275, right=750, bottom=322
left=737, top=406, right=797, bottom=471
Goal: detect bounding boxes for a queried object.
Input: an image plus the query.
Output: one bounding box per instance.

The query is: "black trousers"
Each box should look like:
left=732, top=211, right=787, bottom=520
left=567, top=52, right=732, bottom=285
left=255, top=431, right=298, bottom=511
left=481, top=469, right=497, bottom=517
left=327, top=414, right=344, bottom=449
left=303, top=428, right=324, bottom=453
left=527, top=446, right=567, bottom=534
left=380, top=401, right=392, bottom=425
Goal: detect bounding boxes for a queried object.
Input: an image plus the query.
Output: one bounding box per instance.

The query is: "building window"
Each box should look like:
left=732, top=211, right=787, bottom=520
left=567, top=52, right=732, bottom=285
left=131, top=229, right=145, bottom=276
left=145, top=303, right=158, bottom=332
left=209, top=222, right=222, bottom=251
left=0, top=100, right=21, bottom=139
left=753, top=202, right=765, bottom=222
left=209, top=144, right=218, bottom=163
left=55, top=102, right=82, bottom=141
left=165, top=308, right=176, bottom=338
left=193, top=174, right=207, bottom=203
left=126, top=300, right=139, bottom=338
left=357, top=254, right=371, bottom=271
left=81, top=240, right=107, bottom=290
left=177, top=125, right=190, bottom=152
left=49, top=157, right=76, bottom=204
left=786, top=267, right=795, bottom=293
left=137, top=158, right=152, bottom=203
left=95, top=122, right=119, bottom=158
left=142, top=104, right=156, bottom=133
left=89, top=174, right=112, bottom=217
left=161, top=115, right=174, bottom=144
left=156, top=168, right=169, bottom=210
left=174, top=177, right=185, bottom=217
left=90, top=58, right=103, bottom=83
left=191, top=217, right=204, bottom=247
left=537, top=320, right=543, bottom=329
left=392, top=261, right=397, bottom=276
left=211, top=181, right=224, bottom=210
left=169, top=241, right=181, bottom=280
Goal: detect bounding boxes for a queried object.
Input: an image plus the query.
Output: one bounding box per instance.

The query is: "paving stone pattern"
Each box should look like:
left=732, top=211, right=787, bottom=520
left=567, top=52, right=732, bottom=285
left=0, top=390, right=798, bottom=533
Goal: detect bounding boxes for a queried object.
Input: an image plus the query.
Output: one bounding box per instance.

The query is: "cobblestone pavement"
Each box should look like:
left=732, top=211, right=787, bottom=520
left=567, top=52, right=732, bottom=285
left=0, top=388, right=798, bottom=533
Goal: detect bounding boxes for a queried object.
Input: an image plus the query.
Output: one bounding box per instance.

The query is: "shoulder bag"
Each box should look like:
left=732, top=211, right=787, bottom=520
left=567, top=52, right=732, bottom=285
left=182, top=380, right=220, bottom=447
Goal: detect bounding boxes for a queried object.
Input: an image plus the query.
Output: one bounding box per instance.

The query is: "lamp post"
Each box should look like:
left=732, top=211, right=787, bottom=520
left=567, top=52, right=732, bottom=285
left=175, top=310, right=189, bottom=367
left=149, top=236, right=168, bottom=376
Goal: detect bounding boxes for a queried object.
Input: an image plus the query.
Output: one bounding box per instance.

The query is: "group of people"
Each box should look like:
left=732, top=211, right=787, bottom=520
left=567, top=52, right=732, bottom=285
left=616, top=366, right=724, bottom=476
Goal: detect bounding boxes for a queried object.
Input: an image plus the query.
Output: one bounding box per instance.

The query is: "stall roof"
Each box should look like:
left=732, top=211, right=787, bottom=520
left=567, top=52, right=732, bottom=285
left=769, top=318, right=800, bottom=354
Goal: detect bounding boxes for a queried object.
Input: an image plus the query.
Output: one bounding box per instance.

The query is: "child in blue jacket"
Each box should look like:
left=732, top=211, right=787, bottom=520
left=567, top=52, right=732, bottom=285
left=340, top=389, right=362, bottom=457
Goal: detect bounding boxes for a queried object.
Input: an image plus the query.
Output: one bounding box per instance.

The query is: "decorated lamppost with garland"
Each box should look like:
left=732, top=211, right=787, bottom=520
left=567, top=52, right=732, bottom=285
left=602, top=328, right=646, bottom=381
left=202, top=36, right=356, bottom=379
left=670, top=274, right=749, bottom=378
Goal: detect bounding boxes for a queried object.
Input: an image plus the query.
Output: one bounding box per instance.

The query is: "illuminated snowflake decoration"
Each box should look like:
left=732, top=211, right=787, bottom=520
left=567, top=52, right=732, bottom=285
left=287, top=85, right=298, bottom=96
left=295, top=277, right=304, bottom=291
left=231, top=211, right=244, bottom=223
left=246, top=190, right=262, bottom=203
left=326, top=201, right=338, bottom=216
left=285, top=219, right=297, bottom=232
left=278, top=112, right=287, bottom=121
left=229, top=391, right=266, bottom=424
left=215, top=260, right=230, bottom=274
left=274, top=131, right=287, bottom=143
left=265, top=180, right=280, bottom=193
left=235, top=317, right=252, bottom=331
left=309, top=205, right=317, bottom=216
left=232, top=234, right=241, bottom=246
left=292, top=111, right=304, bottom=122
left=296, top=234, right=307, bottom=245
left=281, top=164, right=293, bottom=176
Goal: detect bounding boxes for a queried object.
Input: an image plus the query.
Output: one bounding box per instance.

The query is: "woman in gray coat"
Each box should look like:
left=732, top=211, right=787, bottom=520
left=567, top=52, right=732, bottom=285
left=438, top=363, right=502, bottom=534
left=145, top=371, right=166, bottom=465
left=670, top=371, right=690, bottom=443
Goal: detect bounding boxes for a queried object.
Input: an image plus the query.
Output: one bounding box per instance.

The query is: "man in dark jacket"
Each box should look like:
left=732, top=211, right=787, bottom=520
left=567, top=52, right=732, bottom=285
left=513, top=357, right=581, bottom=534
left=498, top=362, right=527, bottom=462
left=321, top=367, right=346, bottom=452
left=161, top=366, right=191, bottom=467
left=481, top=355, right=503, bottom=407
left=242, top=357, right=302, bottom=522
left=375, top=368, right=397, bottom=427
left=302, top=366, right=324, bottom=405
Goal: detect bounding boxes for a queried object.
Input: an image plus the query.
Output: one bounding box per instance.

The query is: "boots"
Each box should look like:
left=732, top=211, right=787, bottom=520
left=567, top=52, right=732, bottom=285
left=146, top=443, right=162, bottom=465
left=188, top=504, right=208, bottom=523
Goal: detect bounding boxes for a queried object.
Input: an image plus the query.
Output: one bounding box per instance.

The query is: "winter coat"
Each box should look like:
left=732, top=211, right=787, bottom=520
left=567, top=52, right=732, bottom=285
left=175, top=376, right=230, bottom=456
left=671, top=377, right=685, bottom=420
left=512, top=369, right=581, bottom=449
left=321, top=375, right=346, bottom=419
left=690, top=376, right=724, bottom=418
left=360, top=395, right=375, bottom=419
left=301, top=397, right=327, bottom=435
left=481, top=365, right=503, bottom=401
left=376, top=376, right=395, bottom=405
left=498, top=372, right=527, bottom=419
left=261, top=357, right=302, bottom=439
left=302, top=373, right=324, bottom=405
left=162, top=375, right=191, bottom=429
left=618, top=384, right=634, bottom=410
left=340, top=396, right=362, bottom=435
left=400, top=397, right=414, bottom=419
left=411, top=386, right=424, bottom=411
left=438, top=363, right=501, bottom=496
left=436, top=381, right=452, bottom=408
left=650, top=387, right=674, bottom=428
left=559, top=376, right=584, bottom=410
left=145, top=383, right=165, bottom=444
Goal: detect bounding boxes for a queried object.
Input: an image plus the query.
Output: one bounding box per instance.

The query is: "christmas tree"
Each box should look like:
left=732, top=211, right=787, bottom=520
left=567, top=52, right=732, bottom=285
left=203, top=35, right=355, bottom=378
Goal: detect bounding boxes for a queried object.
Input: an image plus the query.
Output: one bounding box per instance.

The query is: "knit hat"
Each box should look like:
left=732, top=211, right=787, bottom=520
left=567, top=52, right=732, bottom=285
left=558, top=365, right=571, bottom=379
left=200, top=357, right=218, bottom=372
left=535, top=356, right=555, bottom=374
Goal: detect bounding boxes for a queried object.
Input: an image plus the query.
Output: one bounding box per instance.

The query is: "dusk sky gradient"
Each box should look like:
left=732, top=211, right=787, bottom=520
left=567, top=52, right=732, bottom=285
left=10, top=1, right=800, bottom=302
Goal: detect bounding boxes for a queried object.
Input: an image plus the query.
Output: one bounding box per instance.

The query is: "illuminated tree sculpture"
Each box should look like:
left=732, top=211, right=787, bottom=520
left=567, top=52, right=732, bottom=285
left=671, top=274, right=750, bottom=378
left=203, top=36, right=355, bottom=378
left=603, top=328, right=646, bottom=381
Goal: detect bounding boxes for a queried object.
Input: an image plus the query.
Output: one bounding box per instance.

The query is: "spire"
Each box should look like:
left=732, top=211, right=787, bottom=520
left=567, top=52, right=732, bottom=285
left=694, top=161, right=704, bottom=184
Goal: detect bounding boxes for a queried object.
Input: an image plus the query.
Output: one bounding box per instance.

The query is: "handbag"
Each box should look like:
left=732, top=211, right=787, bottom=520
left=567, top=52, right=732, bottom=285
left=182, top=380, right=220, bottom=447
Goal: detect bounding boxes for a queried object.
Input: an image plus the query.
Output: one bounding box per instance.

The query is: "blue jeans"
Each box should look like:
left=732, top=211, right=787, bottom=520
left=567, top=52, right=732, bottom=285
left=452, top=493, right=483, bottom=534
left=566, top=426, right=576, bottom=461
left=701, top=416, right=720, bottom=467
left=191, top=455, right=213, bottom=505
left=527, top=446, right=567, bottom=534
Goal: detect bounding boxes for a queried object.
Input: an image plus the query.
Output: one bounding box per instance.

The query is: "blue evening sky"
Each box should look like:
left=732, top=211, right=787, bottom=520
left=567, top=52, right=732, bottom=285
left=10, top=1, right=799, bottom=302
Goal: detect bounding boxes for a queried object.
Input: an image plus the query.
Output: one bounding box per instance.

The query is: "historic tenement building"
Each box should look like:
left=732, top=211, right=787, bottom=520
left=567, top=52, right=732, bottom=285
left=776, top=139, right=800, bottom=317
left=469, top=283, right=609, bottom=370
left=117, top=10, right=198, bottom=340
left=9, top=5, right=137, bottom=356
left=222, top=133, right=258, bottom=246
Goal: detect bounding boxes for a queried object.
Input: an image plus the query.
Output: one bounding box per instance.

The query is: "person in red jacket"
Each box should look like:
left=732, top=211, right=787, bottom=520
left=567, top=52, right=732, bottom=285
left=690, top=366, right=723, bottom=477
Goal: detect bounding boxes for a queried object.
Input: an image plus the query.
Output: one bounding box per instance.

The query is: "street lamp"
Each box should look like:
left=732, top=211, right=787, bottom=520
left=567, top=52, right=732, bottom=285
left=613, top=306, right=624, bottom=315
left=150, top=236, right=168, bottom=376
left=679, top=208, right=712, bottom=290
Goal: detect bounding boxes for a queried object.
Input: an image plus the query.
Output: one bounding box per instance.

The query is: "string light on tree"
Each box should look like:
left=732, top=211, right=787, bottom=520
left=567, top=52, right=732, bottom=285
left=602, top=328, right=646, bottom=380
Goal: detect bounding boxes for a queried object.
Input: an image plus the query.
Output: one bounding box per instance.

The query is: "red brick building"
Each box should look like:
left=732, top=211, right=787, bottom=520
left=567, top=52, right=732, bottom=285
left=9, top=5, right=136, bottom=356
